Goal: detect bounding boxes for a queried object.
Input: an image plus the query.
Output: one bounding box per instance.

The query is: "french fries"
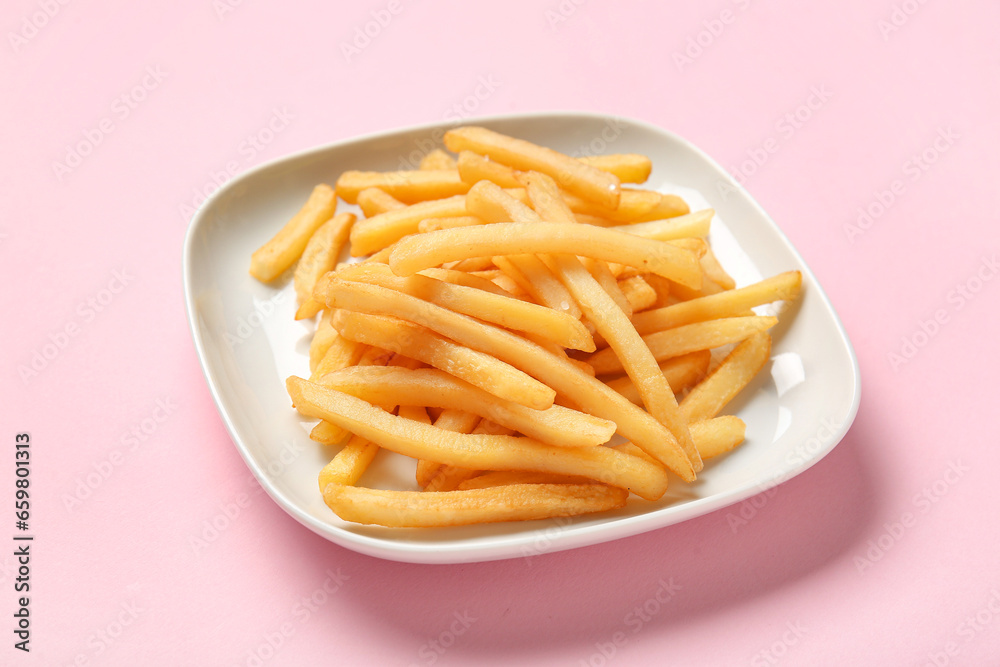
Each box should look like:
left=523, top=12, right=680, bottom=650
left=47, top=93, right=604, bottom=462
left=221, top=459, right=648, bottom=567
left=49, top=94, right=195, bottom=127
left=332, top=309, right=556, bottom=410
left=335, top=170, right=469, bottom=204
left=288, top=377, right=670, bottom=501
left=247, top=125, right=804, bottom=530
left=388, top=222, right=703, bottom=288
left=323, top=483, right=627, bottom=527
left=317, top=366, right=615, bottom=448
left=680, top=333, right=772, bottom=422
left=250, top=184, right=337, bottom=282
left=587, top=316, right=778, bottom=375
left=328, top=263, right=594, bottom=351
left=444, top=126, right=621, bottom=208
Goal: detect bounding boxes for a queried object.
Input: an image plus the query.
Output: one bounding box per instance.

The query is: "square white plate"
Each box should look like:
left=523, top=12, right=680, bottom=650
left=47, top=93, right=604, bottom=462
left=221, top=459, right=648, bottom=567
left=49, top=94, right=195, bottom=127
left=183, top=112, right=860, bottom=564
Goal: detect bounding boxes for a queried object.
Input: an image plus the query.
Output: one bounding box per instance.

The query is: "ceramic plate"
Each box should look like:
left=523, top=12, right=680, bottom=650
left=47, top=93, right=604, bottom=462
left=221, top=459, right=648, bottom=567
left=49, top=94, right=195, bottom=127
left=183, top=112, right=861, bottom=564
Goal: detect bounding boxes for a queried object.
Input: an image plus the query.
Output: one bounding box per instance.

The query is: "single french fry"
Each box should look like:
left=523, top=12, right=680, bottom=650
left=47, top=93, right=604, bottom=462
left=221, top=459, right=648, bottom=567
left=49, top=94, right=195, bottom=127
left=668, top=276, right=726, bottom=301
left=335, top=170, right=469, bottom=205
left=465, top=178, right=527, bottom=222
left=250, top=184, right=337, bottom=282
left=568, top=189, right=688, bottom=223
left=398, top=404, right=431, bottom=424
left=322, top=483, right=628, bottom=527
left=294, top=212, right=355, bottom=304
left=605, top=351, right=712, bottom=406
left=690, top=416, right=746, bottom=459
left=420, top=149, right=457, bottom=171
left=314, top=256, right=697, bottom=481
left=318, top=435, right=378, bottom=488
left=621, top=209, right=713, bottom=240
left=617, top=416, right=746, bottom=462
left=311, top=420, right=350, bottom=446
left=699, top=245, right=736, bottom=290
left=577, top=154, right=652, bottom=184
left=457, top=150, right=522, bottom=188
left=561, top=188, right=671, bottom=223
left=349, top=195, right=467, bottom=256
left=618, top=275, right=657, bottom=312
left=417, top=410, right=481, bottom=488
left=631, top=272, right=803, bottom=334
left=417, top=215, right=485, bottom=233
left=680, top=333, right=772, bottom=422
left=389, top=222, right=703, bottom=288
left=296, top=297, right=324, bottom=321
left=333, top=263, right=594, bottom=351
left=445, top=256, right=495, bottom=272
left=364, top=246, right=395, bottom=265
left=638, top=193, right=691, bottom=221
left=580, top=257, right=632, bottom=318
left=456, top=471, right=594, bottom=490
left=318, top=366, right=615, bottom=448
left=574, top=213, right=619, bottom=227
left=289, top=377, right=669, bottom=499
left=357, top=187, right=406, bottom=217
left=309, top=310, right=339, bottom=373
left=668, top=238, right=708, bottom=258
left=444, top=126, right=621, bottom=208
left=332, top=309, right=556, bottom=410
left=588, top=316, right=778, bottom=374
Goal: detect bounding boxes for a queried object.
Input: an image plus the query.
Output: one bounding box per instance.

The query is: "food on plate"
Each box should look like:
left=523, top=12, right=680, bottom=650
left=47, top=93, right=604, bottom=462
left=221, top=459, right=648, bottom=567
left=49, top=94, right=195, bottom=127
left=249, top=126, right=803, bottom=528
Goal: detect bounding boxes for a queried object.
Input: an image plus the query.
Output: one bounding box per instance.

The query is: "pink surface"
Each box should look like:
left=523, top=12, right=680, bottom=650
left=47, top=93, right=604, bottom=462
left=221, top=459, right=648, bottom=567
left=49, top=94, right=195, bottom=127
left=2, top=1, right=998, bottom=664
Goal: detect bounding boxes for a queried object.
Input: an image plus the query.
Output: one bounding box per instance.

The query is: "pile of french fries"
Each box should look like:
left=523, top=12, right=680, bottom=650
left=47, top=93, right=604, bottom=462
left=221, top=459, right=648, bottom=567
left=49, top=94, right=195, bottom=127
left=249, top=126, right=802, bottom=528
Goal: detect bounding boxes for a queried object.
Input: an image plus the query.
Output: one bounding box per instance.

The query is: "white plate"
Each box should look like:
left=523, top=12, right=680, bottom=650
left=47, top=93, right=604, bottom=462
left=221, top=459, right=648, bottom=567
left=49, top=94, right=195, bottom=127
left=183, top=112, right=861, bottom=564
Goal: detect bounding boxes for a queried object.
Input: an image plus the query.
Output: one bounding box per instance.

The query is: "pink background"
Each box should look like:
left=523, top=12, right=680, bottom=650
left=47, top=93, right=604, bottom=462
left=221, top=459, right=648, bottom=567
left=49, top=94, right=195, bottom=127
left=3, top=1, right=999, bottom=665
